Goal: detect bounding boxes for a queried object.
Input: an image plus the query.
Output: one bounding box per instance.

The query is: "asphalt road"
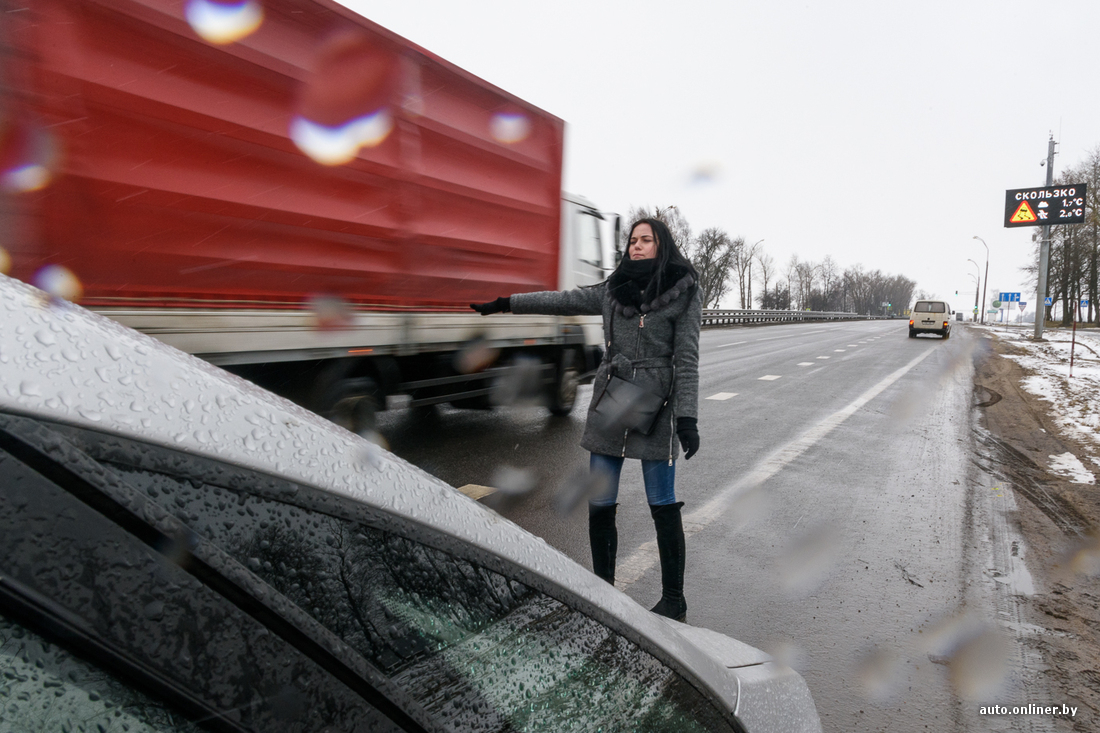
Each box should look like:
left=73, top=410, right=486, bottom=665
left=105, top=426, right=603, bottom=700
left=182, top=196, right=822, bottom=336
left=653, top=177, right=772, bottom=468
left=377, top=320, right=1030, bottom=732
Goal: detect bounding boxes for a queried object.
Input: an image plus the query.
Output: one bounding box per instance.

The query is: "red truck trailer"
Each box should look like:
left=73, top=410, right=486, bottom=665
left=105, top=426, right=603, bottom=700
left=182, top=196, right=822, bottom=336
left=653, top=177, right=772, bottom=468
left=3, top=0, right=617, bottom=432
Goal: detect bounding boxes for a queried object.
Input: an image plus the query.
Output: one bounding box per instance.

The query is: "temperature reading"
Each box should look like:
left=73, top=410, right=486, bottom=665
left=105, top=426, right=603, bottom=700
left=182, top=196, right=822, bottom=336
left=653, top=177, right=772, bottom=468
left=1006, top=183, right=1088, bottom=228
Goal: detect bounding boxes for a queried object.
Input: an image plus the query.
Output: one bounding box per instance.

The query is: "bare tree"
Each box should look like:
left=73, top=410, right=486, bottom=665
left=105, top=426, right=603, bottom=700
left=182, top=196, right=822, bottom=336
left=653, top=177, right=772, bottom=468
left=733, top=239, right=763, bottom=309
left=754, top=250, right=775, bottom=307
left=690, top=227, right=737, bottom=308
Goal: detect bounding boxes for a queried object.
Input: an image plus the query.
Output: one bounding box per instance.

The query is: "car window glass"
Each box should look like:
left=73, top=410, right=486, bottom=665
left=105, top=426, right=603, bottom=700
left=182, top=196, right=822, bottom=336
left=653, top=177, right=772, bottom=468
left=0, top=612, right=203, bottom=733
left=578, top=212, right=602, bottom=266
left=914, top=302, right=945, bottom=313
left=62, top=426, right=737, bottom=732
left=0, top=439, right=403, bottom=733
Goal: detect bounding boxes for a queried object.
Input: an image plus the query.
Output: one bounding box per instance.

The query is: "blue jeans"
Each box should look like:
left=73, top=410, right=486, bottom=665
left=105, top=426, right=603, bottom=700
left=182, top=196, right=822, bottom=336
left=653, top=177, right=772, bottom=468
left=589, top=453, right=677, bottom=507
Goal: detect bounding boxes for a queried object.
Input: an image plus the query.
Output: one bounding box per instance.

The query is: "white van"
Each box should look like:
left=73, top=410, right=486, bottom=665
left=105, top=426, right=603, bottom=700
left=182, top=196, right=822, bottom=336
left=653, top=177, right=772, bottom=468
left=909, top=300, right=953, bottom=338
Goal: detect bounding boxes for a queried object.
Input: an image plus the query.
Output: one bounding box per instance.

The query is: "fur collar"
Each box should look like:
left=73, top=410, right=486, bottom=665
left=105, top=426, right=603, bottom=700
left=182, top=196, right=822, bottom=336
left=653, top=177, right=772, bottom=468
left=608, top=261, right=695, bottom=317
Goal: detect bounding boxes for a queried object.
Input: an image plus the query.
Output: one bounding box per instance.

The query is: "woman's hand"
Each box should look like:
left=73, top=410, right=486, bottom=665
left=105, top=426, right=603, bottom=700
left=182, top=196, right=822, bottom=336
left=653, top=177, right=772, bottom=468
left=470, top=296, right=511, bottom=315
left=676, top=417, right=699, bottom=459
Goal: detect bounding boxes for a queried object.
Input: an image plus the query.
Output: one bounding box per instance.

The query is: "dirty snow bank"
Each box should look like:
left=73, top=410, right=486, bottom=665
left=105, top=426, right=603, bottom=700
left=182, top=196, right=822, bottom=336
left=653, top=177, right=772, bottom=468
left=972, top=324, right=1100, bottom=481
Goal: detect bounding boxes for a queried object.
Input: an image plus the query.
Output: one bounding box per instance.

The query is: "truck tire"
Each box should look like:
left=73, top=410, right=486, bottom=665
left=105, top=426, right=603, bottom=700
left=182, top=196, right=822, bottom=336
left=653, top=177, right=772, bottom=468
left=548, top=349, right=580, bottom=416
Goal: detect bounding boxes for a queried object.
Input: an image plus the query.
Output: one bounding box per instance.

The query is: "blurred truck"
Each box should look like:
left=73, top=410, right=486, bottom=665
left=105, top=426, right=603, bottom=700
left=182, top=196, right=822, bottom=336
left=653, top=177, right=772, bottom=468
left=3, top=0, right=617, bottom=432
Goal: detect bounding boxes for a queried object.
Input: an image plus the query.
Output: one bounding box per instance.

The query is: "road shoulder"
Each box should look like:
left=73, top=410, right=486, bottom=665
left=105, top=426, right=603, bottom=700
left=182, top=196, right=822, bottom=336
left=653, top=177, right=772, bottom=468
left=973, top=332, right=1100, bottom=731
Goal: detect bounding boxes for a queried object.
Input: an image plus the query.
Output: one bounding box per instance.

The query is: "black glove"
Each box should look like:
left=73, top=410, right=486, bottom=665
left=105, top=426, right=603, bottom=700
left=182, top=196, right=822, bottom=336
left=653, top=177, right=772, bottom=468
left=470, top=296, right=511, bottom=316
left=676, top=417, right=699, bottom=460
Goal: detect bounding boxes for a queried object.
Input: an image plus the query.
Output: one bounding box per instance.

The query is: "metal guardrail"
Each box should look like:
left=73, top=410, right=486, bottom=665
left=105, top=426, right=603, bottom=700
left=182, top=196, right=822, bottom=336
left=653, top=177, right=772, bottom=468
left=701, top=309, right=888, bottom=328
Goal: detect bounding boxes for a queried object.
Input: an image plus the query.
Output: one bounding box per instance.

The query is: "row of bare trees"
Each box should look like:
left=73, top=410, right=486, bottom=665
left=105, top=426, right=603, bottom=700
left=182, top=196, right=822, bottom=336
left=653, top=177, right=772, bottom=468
left=622, top=206, right=916, bottom=314
left=1024, top=147, right=1100, bottom=326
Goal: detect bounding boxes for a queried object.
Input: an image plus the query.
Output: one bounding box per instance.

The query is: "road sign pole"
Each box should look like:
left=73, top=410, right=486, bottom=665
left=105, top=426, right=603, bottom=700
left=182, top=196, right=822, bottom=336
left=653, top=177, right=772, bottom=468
left=1035, top=136, right=1056, bottom=340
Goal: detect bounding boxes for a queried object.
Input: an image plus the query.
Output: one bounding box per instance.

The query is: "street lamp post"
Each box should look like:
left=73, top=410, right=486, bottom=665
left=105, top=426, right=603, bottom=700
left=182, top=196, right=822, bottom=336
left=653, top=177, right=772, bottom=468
left=747, top=238, right=764, bottom=309
left=967, top=259, right=981, bottom=320
left=973, top=236, right=989, bottom=324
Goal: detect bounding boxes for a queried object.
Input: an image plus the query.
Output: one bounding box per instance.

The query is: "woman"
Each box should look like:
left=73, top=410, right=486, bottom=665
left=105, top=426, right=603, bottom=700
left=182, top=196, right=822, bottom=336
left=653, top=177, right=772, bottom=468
left=471, top=218, right=701, bottom=622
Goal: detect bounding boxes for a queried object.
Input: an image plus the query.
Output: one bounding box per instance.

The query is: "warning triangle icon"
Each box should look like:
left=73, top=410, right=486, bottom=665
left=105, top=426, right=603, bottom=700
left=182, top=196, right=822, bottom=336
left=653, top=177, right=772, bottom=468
left=1010, top=201, right=1037, bottom=223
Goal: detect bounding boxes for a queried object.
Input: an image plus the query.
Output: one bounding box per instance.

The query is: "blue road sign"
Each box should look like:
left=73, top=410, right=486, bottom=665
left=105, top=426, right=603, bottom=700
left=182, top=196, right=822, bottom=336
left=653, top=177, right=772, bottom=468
left=1045, top=297, right=1053, bottom=306
left=1083, top=299, right=1090, bottom=308
left=1001, top=292, right=1021, bottom=302
left=1020, top=302, right=1027, bottom=309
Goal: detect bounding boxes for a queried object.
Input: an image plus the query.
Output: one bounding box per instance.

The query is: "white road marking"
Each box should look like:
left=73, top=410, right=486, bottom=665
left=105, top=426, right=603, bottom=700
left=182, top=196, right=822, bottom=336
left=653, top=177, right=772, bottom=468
left=706, top=392, right=738, bottom=400
left=616, top=345, right=939, bottom=590
left=715, top=341, right=747, bottom=349
left=817, top=356, right=830, bottom=359
left=848, top=344, right=858, bottom=347
left=834, top=349, right=846, bottom=352
left=758, top=375, right=782, bottom=381
left=797, top=362, right=814, bottom=366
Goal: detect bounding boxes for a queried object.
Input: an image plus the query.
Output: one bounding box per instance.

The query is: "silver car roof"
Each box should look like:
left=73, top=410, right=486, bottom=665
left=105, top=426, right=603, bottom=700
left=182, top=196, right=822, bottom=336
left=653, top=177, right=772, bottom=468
left=0, top=273, right=742, bottom=712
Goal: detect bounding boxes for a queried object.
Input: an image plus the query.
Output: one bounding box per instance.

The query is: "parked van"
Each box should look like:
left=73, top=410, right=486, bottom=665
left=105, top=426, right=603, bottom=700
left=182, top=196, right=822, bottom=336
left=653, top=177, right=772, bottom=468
left=909, top=300, right=953, bottom=338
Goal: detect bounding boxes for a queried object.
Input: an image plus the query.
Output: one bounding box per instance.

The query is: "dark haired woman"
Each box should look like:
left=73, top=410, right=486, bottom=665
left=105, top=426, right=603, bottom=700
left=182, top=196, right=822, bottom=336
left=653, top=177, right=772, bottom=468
left=471, top=218, right=701, bottom=621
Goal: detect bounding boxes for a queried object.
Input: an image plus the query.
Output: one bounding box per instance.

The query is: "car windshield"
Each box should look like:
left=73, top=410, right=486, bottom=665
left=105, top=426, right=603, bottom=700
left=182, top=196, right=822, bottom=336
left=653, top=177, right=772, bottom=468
left=32, top=420, right=738, bottom=732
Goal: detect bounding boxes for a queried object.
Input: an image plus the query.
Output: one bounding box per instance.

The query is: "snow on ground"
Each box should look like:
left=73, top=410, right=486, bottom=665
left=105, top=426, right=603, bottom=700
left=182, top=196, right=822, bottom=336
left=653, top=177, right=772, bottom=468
left=971, top=323, right=1100, bottom=482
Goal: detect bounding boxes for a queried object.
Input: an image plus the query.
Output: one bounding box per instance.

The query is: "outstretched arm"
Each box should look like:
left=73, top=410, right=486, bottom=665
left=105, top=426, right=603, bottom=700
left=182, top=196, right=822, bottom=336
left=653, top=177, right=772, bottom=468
left=472, top=283, right=605, bottom=317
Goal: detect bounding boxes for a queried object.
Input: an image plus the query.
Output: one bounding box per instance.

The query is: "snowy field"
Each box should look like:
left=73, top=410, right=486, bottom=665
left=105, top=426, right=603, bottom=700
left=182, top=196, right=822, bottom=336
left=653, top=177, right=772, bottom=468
left=972, top=323, right=1100, bottom=485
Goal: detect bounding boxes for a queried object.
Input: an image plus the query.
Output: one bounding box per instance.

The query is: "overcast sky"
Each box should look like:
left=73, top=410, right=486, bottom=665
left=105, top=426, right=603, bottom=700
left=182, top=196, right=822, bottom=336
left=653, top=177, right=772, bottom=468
left=338, top=0, right=1099, bottom=313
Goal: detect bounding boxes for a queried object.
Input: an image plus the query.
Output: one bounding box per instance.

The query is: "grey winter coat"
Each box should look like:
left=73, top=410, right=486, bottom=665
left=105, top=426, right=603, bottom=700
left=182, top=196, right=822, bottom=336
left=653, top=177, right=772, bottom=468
left=511, top=272, right=701, bottom=462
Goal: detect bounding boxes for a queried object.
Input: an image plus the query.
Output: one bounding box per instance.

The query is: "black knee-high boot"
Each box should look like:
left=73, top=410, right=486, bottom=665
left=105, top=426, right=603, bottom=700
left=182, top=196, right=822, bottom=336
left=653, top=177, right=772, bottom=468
left=588, top=504, right=618, bottom=585
left=649, top=502, right=686, bottom=621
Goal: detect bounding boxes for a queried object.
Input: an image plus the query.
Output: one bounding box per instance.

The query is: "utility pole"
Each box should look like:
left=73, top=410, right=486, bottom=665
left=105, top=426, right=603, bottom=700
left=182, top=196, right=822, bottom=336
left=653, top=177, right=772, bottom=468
left=1035, top=135, right=1056, bottom=339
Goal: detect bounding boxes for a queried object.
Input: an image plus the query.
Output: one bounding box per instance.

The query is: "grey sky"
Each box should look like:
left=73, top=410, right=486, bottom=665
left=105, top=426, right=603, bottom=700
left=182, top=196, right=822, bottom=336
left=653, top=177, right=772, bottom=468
left=338, top=0, right=1099, bottom=313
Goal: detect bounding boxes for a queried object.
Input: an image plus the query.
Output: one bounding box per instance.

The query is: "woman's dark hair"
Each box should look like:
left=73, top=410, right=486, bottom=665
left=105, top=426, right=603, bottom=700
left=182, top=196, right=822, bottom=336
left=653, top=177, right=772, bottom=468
left=624, top=217, right=698, bottom=296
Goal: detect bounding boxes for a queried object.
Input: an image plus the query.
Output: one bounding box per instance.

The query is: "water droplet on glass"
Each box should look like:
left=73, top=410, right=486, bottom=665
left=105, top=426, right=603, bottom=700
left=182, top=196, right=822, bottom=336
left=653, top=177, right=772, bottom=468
left=0, top=118, right=60, bottom=192
left=32, top=264, right=83, bottom=302
left=490, top=465, right=537, bottom=496
left=307, top=293, right=354, bottom=330
left=856, top=646, right=903, bottom=702
left=19, top=381, right=41, bottom=397
left=490, top=112, right=530, bottom=144
left=184, top=0, right=263, bottom=45
left=554, top=466, right=611, bottom=515
left=454, top=336, right=500, bottom=374
left=143, top=600, right=165, bottom=620
left=290, top=111, right=392, bottom=165
left=777, top=524, right=841, bottom=597
left=291, top=31, right=399, bottom=165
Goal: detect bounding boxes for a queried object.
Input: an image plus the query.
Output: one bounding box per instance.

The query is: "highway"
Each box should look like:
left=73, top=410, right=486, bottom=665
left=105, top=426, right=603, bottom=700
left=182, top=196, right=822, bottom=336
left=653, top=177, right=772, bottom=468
left=377, top=320, right=1040, bottom=733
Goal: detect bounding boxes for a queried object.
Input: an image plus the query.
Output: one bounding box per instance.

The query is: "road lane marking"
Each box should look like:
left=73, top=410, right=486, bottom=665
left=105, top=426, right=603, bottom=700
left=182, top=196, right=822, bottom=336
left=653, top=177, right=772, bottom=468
left=758, top=375, right=782, bottom=381
left=848, top=344, right=858, bottom=347
left=834, top=349, right=846, bottom=352
left=456, top=484, right=495, bottom=500
left=706, top=392, right=738, bottom=400
left=797, top=362, right=814, bottom=366
left=616, top=345, right=939, bottom=590
left=817, top=356, right=830, bottom=359
left=715, top=341, right=747, bottom=349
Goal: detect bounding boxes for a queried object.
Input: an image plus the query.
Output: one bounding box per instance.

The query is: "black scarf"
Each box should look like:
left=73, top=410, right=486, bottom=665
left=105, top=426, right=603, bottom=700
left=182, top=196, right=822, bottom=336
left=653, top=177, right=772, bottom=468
left=607, top=259, right=695, bottom=317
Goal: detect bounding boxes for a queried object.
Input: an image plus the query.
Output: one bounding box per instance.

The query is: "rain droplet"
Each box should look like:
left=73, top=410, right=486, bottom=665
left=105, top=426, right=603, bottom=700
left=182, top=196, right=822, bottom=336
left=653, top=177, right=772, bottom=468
left=143, top=600, right=165, bottom=620
left=19, top=381, right=41, bottom=397
left=490, top=465, right=537, bottom=496
left=32, top=265, right=83, bottom=302
left=0, top=118, right=60, bottom=193
left=308, top=293, right=354, bottom=330
left=185, top=0, right=263, bottom=45
left=776, top=524, right=841, bottom=597
left=290, top=112, right=392, bottom=166
left=291, top=31, right=399, bottom=165
left=490, top=112, right=531, bottom=144
left=34, top=330, right=57, bottom=346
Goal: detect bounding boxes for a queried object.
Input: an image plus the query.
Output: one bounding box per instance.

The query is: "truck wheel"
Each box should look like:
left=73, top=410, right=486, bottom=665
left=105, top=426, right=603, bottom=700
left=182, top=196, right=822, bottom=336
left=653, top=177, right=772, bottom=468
left=320, top=376, right=382, bottom=435
left=548, top=350, right=580, bottom=416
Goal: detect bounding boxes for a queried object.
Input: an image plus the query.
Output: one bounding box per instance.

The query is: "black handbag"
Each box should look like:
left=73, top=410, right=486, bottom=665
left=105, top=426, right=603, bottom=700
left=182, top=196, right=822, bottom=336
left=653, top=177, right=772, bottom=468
left=591, top=312, right=673, bottom=436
